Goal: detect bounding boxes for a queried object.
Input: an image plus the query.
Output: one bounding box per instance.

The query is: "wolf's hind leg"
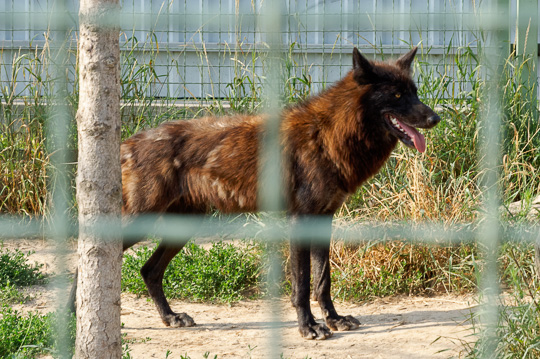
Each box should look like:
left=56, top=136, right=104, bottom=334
left=141, top=242, right=195, bottom=327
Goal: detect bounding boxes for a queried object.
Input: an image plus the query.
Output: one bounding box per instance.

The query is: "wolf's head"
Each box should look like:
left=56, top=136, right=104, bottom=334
left=352, top=47, right=440, bottom=153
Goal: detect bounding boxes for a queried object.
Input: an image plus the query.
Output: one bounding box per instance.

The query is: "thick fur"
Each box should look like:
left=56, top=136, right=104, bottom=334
left=70, top=47, right=440, bottom=340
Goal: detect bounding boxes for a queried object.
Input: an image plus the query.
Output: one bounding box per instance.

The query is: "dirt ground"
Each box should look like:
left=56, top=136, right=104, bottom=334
left=8, top=239, right=476, bottom=359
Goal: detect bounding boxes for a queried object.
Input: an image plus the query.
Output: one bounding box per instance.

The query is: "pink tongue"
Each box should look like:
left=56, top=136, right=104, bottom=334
left=396, top=119, right=426, bottom=153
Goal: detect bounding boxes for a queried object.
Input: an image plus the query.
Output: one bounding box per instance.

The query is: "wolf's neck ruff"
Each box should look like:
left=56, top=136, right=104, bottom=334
left=282, top=72, right=400, bottom=195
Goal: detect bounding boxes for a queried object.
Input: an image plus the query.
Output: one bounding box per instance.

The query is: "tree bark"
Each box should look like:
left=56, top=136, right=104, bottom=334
left=76, top=0, right=122, bottom=358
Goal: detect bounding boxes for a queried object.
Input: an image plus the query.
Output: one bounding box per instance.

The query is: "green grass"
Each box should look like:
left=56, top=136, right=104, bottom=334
left=0, top=244, right=137, bottom=358
left=0, top=246, right=45, bottom=287
left=0, top=282, right=32, bottom=305
left=0, top=306, right=77, bottom=359
left=0, top=244, right=46, bottom=305
left=0, top=246, right=68, bottom=359
left=0, top=244, right=72, bottom=358
left=122, top=241, right=263, bottom=302
left=0, top=305, right=141, bottom=359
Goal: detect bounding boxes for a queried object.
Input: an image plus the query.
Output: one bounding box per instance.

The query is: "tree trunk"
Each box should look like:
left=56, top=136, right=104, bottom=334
left=75, top=0, right=122, bottom=358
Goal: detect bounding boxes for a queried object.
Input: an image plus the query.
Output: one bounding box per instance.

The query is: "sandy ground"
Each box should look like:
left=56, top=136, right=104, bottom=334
left=6, top=239, right=476, bottom=358
left=120, top=294, right=475, bottom=359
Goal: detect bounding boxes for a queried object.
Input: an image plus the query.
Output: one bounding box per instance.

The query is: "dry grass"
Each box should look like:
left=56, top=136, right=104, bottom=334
left=0, top=122, right=49, bottom=216
left=327, top=240, right=477, bottom=300
left=339, top=150, right=481, bottom=224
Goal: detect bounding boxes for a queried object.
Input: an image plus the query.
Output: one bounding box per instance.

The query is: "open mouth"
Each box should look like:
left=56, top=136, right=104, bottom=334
left=386, top=114, right=426, bottom=153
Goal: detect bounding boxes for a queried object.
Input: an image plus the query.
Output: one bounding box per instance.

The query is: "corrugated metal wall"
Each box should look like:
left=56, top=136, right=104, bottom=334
left=0, top=0, right=536, bottom=99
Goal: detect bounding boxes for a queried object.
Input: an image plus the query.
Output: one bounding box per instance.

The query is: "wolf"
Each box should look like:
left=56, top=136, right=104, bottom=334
left=71, top=47, right=440, bottom=340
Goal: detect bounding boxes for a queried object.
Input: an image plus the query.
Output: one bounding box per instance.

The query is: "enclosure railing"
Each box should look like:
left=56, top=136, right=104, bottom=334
left=1, top=0, right=539, bottom=358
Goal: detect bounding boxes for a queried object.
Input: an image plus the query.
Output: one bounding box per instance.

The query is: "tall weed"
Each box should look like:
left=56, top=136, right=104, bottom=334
left=466, top=243, right=540, bottom=358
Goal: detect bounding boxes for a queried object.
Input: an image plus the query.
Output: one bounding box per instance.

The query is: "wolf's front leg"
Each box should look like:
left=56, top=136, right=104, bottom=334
left=310, top=217, right=360, bottom=332
left=290, top=241, right=332, bottom=340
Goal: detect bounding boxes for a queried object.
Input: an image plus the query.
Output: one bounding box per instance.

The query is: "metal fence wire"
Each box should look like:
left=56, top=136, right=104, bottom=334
left=1, top=0, right=540, bottom=358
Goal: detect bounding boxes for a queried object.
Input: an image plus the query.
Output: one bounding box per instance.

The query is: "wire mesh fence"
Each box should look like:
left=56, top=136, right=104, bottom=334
left=0, top=0, right=540, bottom=358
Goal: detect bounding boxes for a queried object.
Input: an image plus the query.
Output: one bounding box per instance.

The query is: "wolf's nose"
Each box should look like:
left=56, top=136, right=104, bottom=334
left=427, top=114, right=441, bottom=127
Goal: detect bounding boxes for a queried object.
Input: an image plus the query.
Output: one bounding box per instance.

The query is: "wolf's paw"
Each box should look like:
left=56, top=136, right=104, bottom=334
left=299, top=323, right=333, bottom=340
left=326, top=315, right=360, bottom=331
left=163, top=312, right=196, bottom=327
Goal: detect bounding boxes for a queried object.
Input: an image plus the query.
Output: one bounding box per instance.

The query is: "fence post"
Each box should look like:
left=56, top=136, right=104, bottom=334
left=75, top=0, right=123, bottom=358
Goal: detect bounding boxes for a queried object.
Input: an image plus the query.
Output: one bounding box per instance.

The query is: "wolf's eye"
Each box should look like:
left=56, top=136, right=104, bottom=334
left=395, top=93, right=401, bottom=99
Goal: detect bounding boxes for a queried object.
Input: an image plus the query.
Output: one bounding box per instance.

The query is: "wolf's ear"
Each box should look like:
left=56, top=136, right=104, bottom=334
left=352, top=47, right=375, bottom=84
left=396, top=46, right=418, bottom=71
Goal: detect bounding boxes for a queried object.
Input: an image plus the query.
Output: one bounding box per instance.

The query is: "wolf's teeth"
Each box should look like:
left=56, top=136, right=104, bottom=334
left=390, top=116, right=409, bottom=137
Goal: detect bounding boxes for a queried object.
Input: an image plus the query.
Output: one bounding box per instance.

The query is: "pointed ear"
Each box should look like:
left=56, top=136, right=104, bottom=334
left=396, top=46, right=418, bottom=71
left=352, top=47, right=375, bottom=84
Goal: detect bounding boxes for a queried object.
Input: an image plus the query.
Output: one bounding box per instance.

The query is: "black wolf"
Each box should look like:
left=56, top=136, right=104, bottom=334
left=71, top=47, right=440, bottom=340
